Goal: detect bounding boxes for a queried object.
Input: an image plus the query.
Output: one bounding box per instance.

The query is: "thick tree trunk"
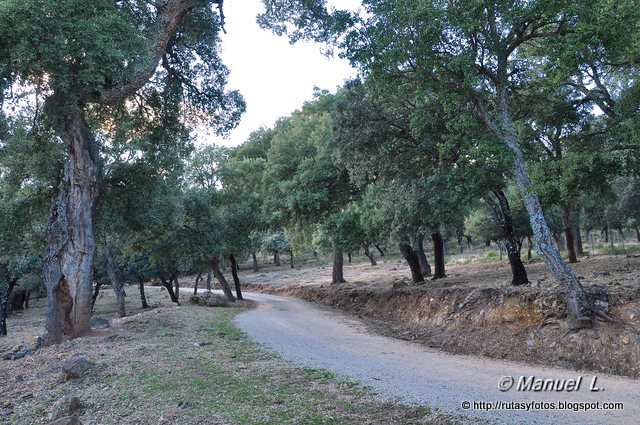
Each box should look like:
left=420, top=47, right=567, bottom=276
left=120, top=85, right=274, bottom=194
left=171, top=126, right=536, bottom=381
left=208, top=258, right=235, bottom=302
left=252, top=252, right=259, bottom=272
left=43, top=111, right=101, bottom=344
left=274, top=252, right=281, bottom=266
left=206, top=270, right=212, bottom=291
left=415, top=232, right=431, bottom=276
left=496, top=102, right=592, bottom=328
left=138, top=279, right=149, bottom=309
left=90, top=281, right=102, bottom=311
left=173, top=276, right=180, bottom=300
left=362, top=243, right=377, bottom=266
left=1, top=279, right=17, bottom=337
left=431, top=231, right=446, bottom=279
left=573, top=226, right=584, bottom=256
left=228, top=254, right=243, bottom=301
left=485, top=191, right=529, bottom=285
left=374, top=244, right=385, bottom=257
left=399, top=243, right=425, bottom=284
left=331, top=243, right=346, bottom=284
left=160, top=276, right=180, bottom=305
left=107, top=249, right=126, bottom=318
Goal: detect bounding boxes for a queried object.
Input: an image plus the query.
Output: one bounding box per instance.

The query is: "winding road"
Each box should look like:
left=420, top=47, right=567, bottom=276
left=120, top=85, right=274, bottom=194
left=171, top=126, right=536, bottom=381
left=235, top=292, right=640, bottom=424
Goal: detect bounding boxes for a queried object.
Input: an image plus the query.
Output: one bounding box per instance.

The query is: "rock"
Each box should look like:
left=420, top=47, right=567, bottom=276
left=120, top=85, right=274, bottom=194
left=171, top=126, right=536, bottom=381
left=48, top=396, right=82, bottom=421
left=196, top=291, right=229, bottom=307
left=12, top=345, right=22, bottom=353
left=90, top=317, right=110, bottom=329
left=501, top=312, right=516, bottom=322
left=621, top=336, right=631, bottom=345
left=49, top=417, right=82, bottom=425
left=62, top=357, right=95, bottom=380
left=526, top=339, right=535, bottom=347
left=177, top=401, right=193, bottom=409
left=3, top=347, right=35, bottom=361
left=1, top=407, right=13, bottom=416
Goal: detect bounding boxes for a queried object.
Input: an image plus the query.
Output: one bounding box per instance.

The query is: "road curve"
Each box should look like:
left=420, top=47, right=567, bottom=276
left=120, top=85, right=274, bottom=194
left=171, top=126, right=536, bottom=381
left=235, top=291, right=640, bottom=425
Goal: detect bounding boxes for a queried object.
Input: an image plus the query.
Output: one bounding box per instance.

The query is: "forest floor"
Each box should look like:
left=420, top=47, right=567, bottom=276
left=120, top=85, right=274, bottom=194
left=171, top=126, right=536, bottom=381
left=0, top=288, right=458, bottom=425
left=236, top=250, right=640, bottom=378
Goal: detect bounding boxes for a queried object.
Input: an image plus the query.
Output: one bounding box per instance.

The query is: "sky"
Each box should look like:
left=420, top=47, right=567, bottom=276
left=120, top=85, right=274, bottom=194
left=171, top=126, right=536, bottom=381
left=209, top=0, right=360, bottom=147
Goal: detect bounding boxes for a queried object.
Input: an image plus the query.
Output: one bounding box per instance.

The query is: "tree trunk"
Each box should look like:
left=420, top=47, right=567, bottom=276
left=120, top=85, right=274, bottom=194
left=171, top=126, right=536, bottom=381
left=527, top=236, right=533, bottom=260
left=443, top=239, right=449, bottom=257
left=1, top=279, right=17, bottom=337
left=206, top=270, right=212, bottom=291
left=274, top=252, right=281, bottom=266
left=374, top=244, right=385, bottom=257
left=160, top=276, right=180, bottom=305
left=107, top=249, right=126, bottom=318
left=485, top=191, right=529, bottom=285
left=228, top=254, right=243, bottom=301
left=289, top=250, right=294, bottom=268
left=172, top=276, right=180, bottom=300
left=252, top=252, right=259, bottom=272
left=496, top=102, right=592, bottom=328
left=208, top=258, right=235, bottom=302
left=457, top=236, right=464, bottom=254
left=347, top=252, right=352, bottom=263
left=90, top=281, right=102, bottom=311
left=431, top=231, right=446, bottom=279
left=562, top=209, right=578, bottom=263
left=331, top=243, right=346, bottom=284
left=573, top=226, right=584, bottom=256
left=415, top=232, right=431, bottom=276
left=603, top=226, right=609, bottom=243
left=362, top=243, right=377, bottom=266
left=636, top=227, right=640, bottom=243
left=138, top=279, right=149, bottom=309
left=194, top=273, right=202, bottom=296
left=43, top=111, right=101, bottom=344
left=399, top=243, right=425, bottom=284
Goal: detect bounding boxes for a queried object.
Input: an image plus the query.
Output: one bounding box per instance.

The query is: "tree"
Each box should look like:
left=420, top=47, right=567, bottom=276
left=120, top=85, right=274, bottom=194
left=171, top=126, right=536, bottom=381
left=0, top=0, right=243, bottom=343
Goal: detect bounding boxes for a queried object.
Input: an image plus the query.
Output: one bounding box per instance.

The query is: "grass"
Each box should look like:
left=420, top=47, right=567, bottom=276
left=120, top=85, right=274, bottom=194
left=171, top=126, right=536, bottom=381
left=8, top=306, right=455, bottom=425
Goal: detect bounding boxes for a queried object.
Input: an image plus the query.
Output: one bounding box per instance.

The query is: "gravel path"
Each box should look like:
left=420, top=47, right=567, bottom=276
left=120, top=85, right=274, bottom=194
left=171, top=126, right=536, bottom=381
left=235, top=292, right=640, bottom=424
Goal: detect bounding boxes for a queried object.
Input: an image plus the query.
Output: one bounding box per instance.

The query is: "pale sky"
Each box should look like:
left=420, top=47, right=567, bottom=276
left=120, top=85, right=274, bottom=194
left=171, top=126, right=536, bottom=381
left=209, top=0, right=360, bottom=147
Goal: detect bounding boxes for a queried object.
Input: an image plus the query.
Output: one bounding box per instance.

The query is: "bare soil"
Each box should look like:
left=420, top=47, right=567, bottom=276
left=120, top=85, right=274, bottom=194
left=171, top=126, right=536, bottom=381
left=238, top=253, right=640, bottom=378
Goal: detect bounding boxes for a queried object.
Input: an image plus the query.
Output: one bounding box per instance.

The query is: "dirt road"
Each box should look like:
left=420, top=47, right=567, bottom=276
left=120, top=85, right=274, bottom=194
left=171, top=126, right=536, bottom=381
left=235, top=292, right=640, bottom=425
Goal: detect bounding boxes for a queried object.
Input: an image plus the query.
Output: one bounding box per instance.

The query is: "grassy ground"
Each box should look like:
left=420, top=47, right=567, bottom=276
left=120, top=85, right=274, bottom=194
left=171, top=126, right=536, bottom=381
left=1, top=291, right=459, bottom=424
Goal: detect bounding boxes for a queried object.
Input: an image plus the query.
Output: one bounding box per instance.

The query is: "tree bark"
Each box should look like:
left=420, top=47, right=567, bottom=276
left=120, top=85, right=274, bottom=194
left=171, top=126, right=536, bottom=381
left=562, top=209, right=578, bottom=263
left=159, top=276, right=179, bottom=305
left=107, top=249, right=126, bottom=318
left=617, top=228, right=625, bottom=247
left=194, top=273, right=202, bottom=296
left=173, top=276, right=180, bottom=300
left=527, top=236, right=533, bottom=260
left=206, top=270, right=212, bottom=291
left=1, top=279, right=17, bottom=337
left=636, top=227, right=640, bottom=243
left=347, top=252, right=352, bottom=263
left=485, top=191, right=529, bottom=285
left=138, top=279, right=149, bottom=309
left=274, top=252, right=281, bottom=266
left=374, top=244, right=385, bottom=257
left=362, top=243, right=377, bottom=266
left=399, top=243, right=425, bottom=284
left=90, top=281, right=102, bottom=311
left=415, top=232, right=432, bottom=276
left=491, top=96, right=592, bottom=328
left=208, top=258, right=235, bottom=302
left=289, top=250, right=294, bottom=268
left=573, top=226, right=584, bottom=256
left=252, top=252, right=259, bottom=272
left=228, top=254, right=243, bottom=301
left=43, top=111, right=101, bottom=344
left=431, top=231, right=446, bottom=279
left=331, top=243, right=346, bottom=284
